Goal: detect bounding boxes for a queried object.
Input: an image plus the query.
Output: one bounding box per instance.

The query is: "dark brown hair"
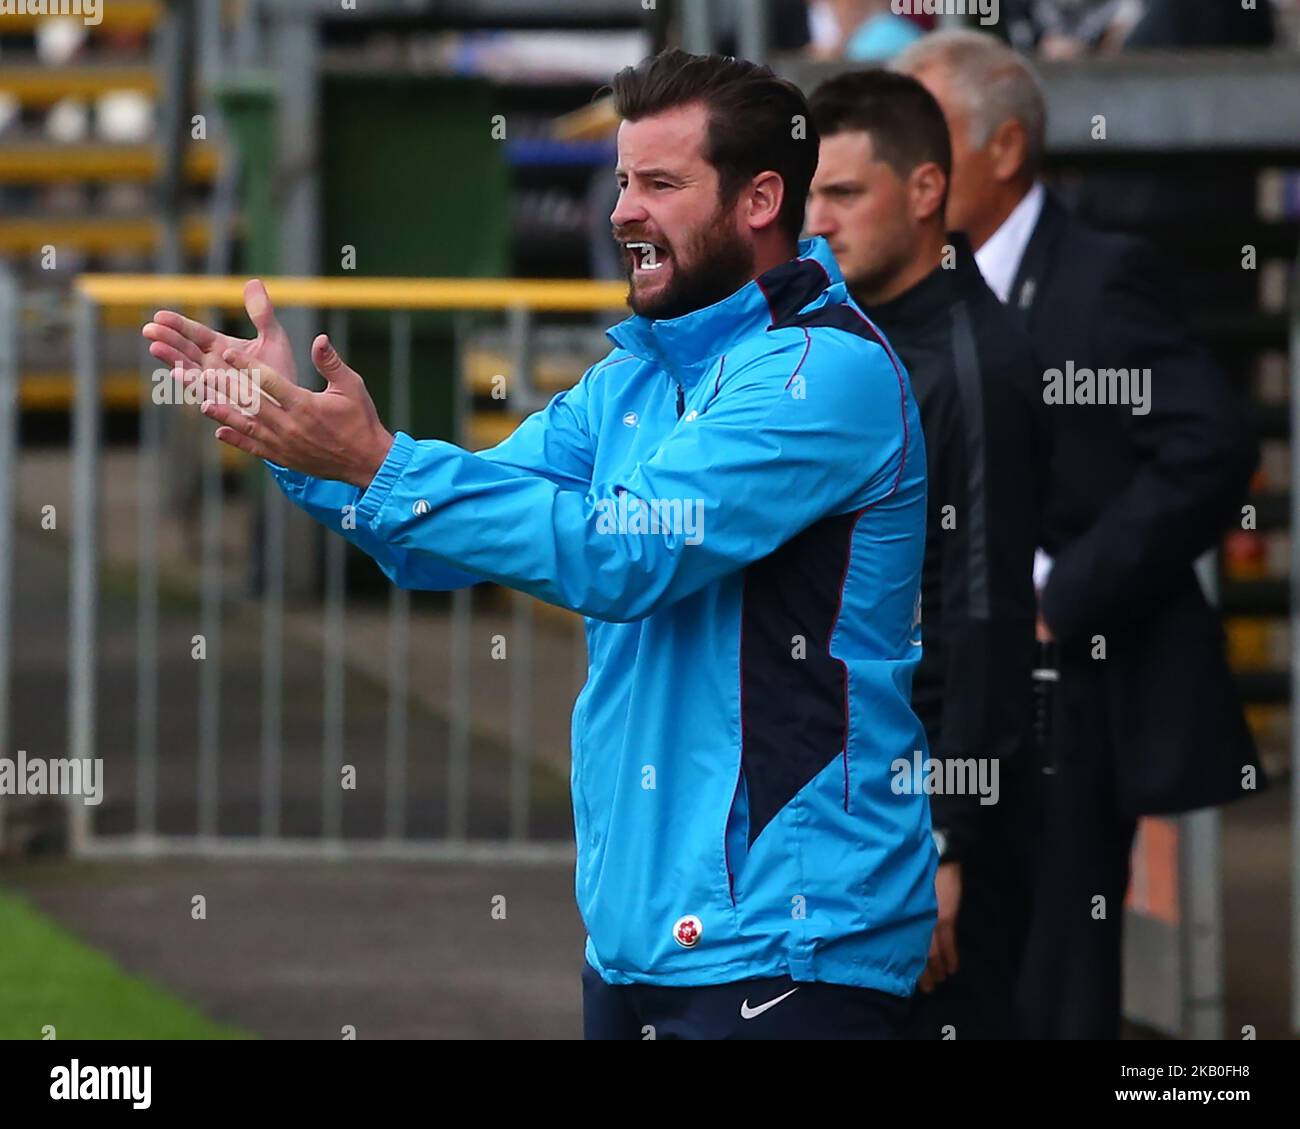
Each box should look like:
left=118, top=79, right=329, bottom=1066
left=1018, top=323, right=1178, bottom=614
left=608, top=48, right=818, bottom=243
left=809, top=69, right=952, bottom=192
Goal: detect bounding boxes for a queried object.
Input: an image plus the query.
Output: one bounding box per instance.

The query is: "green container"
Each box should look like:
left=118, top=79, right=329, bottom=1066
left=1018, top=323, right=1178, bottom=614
left=218, top=71, right=509, bottom=440
left=217, top=71, right=511, bottom=595
left=214, top=74, right=279, bottom=276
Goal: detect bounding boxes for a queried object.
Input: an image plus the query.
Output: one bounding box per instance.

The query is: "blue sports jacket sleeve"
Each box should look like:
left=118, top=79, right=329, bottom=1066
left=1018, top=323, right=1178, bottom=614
left=263, top=366, right=596, bottom=591
left=337, top=331, right=907, bottom=622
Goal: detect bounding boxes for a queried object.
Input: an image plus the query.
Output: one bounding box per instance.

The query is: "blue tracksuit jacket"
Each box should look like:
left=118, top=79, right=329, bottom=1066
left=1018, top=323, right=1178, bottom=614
left=266, top=235, right=938, bottom=995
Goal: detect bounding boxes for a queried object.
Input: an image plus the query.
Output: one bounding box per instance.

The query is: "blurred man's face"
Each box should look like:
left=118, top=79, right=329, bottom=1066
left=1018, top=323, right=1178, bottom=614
left=611, top=102, right=755, bottom=321
left=909, top=64, right=1001, bottom=245
left=807, top=131, right=917, bottom=301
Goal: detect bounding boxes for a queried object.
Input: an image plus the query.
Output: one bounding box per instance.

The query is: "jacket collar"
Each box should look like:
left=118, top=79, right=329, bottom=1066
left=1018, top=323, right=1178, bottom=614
left=605, top=236, right=843, bottom=387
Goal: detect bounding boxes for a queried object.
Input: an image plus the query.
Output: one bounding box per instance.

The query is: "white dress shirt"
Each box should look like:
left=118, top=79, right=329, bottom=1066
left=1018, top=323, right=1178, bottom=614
left=974, top=180, right=1045, bottom=305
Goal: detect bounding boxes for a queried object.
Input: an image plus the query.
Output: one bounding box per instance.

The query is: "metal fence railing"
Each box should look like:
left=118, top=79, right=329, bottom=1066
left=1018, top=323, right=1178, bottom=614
left=0, top=265, right=17, bottom=848
left=41, top=273, right=625, bottom=863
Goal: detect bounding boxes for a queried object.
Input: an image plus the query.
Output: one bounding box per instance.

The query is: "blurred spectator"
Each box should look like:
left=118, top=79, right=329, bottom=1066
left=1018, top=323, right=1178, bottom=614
left=1124, top=0, right=1276, bottom=48
left=816, top=0, right=926, bottom=61
left=37, top=18, right=91, bottom=142
left=1000, top=0, right=1136, bottom=55
left=807, top=0, right=844, bottom=56
left=1004, top=0, right=1276, bottom=56
left=710, top=0, right=814, bottom=54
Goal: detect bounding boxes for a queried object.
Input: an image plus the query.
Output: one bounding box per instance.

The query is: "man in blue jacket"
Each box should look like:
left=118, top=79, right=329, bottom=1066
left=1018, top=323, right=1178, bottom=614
left=143, top=49, right=936, bottom=1040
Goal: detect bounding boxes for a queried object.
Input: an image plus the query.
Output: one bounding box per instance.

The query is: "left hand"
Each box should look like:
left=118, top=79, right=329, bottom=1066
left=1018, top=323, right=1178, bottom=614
left=193, top=334, right=395, bottom=490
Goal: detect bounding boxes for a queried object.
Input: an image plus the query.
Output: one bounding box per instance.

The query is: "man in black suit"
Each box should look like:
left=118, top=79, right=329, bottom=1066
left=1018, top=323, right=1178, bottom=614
left=895, top=29, right=1261, bottom=1039
left=807, top=69, right=1048, bottom=1039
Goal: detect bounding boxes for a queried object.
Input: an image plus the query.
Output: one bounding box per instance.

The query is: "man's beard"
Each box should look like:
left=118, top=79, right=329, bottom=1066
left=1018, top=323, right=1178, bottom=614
left=625, top=212, right=756, bottom=322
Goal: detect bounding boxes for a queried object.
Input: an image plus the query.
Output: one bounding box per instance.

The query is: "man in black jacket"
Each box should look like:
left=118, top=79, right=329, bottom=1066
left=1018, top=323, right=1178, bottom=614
left=896, top=29, right=1262, bottom=1038
left=808, top=69, right=1049, bottom=1038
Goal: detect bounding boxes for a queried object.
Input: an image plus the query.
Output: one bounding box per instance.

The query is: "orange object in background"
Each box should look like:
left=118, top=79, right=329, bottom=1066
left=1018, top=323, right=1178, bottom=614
left=1126, top=817, right=1179, bottom=926
left=1223, top=528, right=1266, bottom=580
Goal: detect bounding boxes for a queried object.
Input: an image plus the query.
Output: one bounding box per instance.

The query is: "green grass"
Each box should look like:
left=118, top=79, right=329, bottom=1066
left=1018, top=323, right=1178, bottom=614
left=0, top=888, right=252, bottom=1040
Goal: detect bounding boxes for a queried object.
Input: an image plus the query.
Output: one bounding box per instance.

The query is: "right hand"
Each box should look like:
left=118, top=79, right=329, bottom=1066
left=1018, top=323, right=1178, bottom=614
left=142, top=279, right=299, bottom=390
left=1036, top=610, right=1055, bottom=644
left=918, top=861, right=962, bottom=993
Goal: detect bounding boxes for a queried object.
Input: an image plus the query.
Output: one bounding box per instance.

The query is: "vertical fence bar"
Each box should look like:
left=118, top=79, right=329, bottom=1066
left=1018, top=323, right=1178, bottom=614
left=273, top=4, right=321, bottom=602
left=448, top=312, right=471, bottom=842
left=509, top=590, right=533, bottom=842
left=1181, top=808, right=1224, bottom=1038
left=196, top=353, right=225, bottom=842
left=736, top=0, right=770, bottom=65
left=136, top=339, right=162, bottom=840
left=505, top=303, right=539, bottom=842
left=507, top=305, right=539, bottom=414
left=0, top=267, right=18, bottom=846
left=385, top=310, right=412, bottom=840
left=256, top=272, right=286, bottom=846
left=68, top=293, right=101, bottom=856
left=151, top=0, right=192, bottom=277
left=448, top=588, right=470, bottom=842
left=261, top=457, right=286, bottom=840
left=681, top=0, right=713, bottom=54
left=1180, top=555, right=1224, bottom=1038
left=322, top=521, right=346, bottom=844
left=322, top=309, right=348, bottom=847
left=1290, top=245, right=1300, bottom=1035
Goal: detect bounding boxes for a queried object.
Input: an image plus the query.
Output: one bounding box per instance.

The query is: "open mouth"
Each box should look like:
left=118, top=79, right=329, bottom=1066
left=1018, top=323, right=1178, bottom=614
left=622, top=241, right=667, bottom=273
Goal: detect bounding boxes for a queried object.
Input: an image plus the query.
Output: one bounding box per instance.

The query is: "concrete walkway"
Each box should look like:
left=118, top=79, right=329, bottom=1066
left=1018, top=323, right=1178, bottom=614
left=4, top=857, right=586, bottom=1040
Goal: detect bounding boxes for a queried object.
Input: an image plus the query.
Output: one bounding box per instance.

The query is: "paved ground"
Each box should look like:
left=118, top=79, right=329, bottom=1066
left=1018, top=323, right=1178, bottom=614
left=3, top=857, right=585, bottom=1040
left=2, top=782, right=1291, bottom=1041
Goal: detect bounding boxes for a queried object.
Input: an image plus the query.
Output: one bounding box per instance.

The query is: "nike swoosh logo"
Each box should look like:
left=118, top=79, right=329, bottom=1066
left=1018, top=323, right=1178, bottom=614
left=740, top=987, right=799, bottom=1019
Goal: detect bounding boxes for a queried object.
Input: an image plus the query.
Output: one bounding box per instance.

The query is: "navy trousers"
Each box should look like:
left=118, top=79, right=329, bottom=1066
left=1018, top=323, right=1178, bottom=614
left=582, top=963, right=916, bottom=1040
